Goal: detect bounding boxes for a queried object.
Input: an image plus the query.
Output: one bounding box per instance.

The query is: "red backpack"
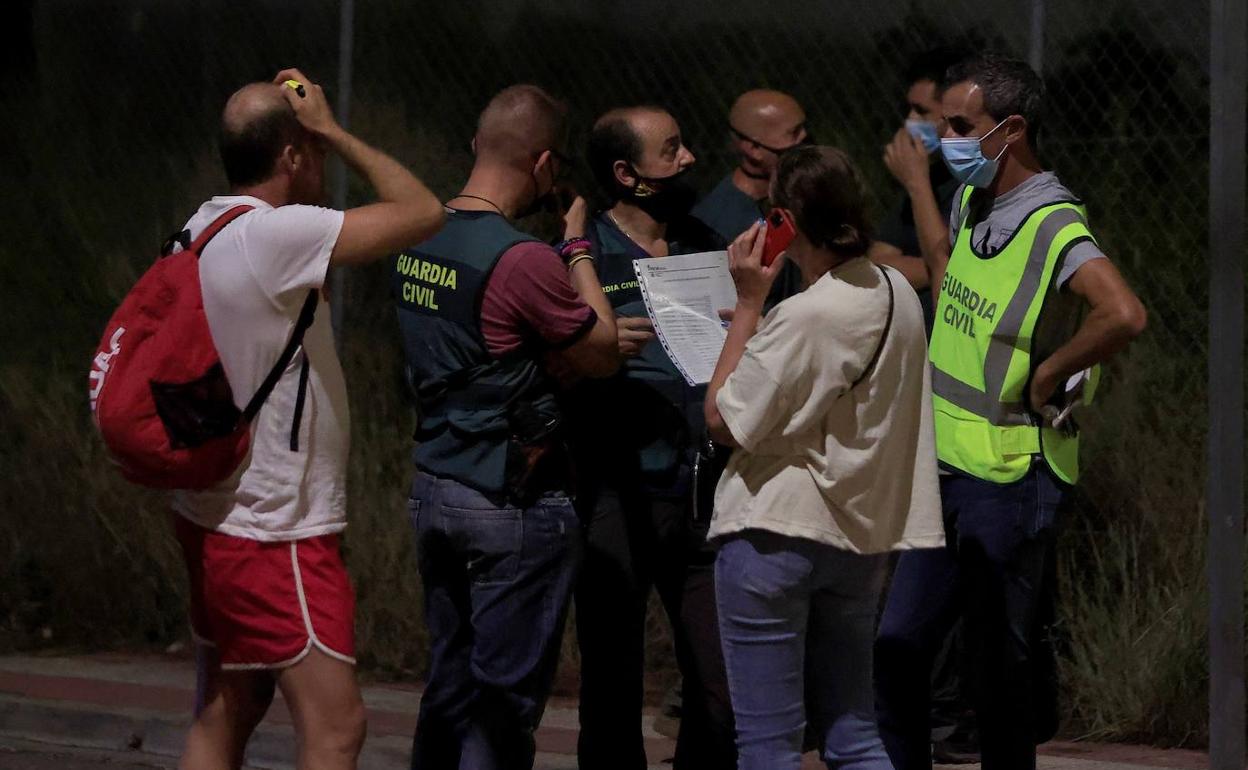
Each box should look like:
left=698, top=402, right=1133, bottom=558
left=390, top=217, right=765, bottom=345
left=89, top=205, right=317, bottom=489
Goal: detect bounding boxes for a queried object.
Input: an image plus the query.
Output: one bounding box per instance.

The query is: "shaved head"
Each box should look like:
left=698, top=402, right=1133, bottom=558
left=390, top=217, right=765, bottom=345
left=729, top=89, right=806, bottom=142
left=474, top=84, right=568, bottom=167
left=727, top=89, right=808, bottom=180
left=218, top=82, right=304, bottom=187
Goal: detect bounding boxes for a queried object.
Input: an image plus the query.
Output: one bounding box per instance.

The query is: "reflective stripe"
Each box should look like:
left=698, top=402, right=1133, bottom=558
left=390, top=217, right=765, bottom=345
left=930, top=368, right=1030, bottom=426
left=931, top=205, right=1085, bottom=427
left=981, top=207, right=1084, bottom=404
left=955, top=188, right=973, bottom=237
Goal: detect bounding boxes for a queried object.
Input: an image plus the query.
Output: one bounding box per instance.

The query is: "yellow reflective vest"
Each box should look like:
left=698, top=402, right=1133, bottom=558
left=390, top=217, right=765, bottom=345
left=929, top=186, right=1098, bottom=485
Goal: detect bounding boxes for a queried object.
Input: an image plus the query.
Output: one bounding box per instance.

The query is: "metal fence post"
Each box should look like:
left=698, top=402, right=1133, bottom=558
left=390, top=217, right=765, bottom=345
left=1027, top=0, right=1044, bottom=74
left=1207, top=0, right=1246, bottom=766
left=330, top=0, right=355, bottom=350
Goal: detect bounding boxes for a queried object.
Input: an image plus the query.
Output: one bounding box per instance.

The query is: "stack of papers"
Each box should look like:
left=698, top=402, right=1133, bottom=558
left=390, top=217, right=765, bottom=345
left=632, top=250, right=737, bottom=386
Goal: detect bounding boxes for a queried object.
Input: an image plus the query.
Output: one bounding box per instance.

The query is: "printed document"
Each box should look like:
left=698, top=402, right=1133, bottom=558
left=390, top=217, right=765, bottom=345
left=633, top=251, right=737, bottom=385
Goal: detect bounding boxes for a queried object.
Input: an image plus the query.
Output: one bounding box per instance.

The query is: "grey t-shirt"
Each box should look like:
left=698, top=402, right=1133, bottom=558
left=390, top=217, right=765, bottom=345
left=949, top=171, right=1106, bottom=288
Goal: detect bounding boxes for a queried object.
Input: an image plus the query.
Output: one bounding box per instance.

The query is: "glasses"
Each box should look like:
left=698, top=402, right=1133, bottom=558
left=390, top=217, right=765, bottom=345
left=729, top=124, right=808, bottom=155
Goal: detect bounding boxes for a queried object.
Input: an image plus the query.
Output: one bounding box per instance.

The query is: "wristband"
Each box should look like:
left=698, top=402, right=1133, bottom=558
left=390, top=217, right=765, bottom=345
left=557, top=237, right=592, bottom=261
left=567, top=253, right=595, bottom=270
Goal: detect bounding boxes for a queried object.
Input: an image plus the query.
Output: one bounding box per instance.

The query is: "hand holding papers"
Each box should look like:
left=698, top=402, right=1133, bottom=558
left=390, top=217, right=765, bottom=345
left=633, top=251, right=737, bottom=385
left=617, top=316, right=657, bottom=359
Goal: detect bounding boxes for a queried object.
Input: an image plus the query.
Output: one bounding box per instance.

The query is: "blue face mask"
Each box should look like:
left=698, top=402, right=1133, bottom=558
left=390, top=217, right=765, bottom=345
left=905, top=119, right=942, bottom=153
left=940, top=118, right=1009, bottom=188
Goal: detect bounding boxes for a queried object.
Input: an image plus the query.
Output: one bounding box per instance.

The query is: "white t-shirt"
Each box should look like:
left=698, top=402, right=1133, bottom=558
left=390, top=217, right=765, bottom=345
left=171, top=195, right=348, bottom=541
left=709, top=258, right=945, bottom=554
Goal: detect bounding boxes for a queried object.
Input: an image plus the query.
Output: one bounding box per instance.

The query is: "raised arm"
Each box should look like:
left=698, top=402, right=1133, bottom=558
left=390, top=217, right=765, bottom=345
left=882, top=128, right=950, bottom=301
left=868, top=240, right=930, bottom=291
left=275, top=68, right=445, bottom=266
left=705, top=221, right=781, bottom=447
left=550, top=196, right=619, bottom=378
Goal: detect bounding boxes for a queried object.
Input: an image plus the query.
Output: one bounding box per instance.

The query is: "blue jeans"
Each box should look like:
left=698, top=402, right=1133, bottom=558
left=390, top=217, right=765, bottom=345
left=875, top=463, right=1066, bottom=770
left=715, top=530, right=892, bottom=770
left=408, top=471, right=582, bottom=770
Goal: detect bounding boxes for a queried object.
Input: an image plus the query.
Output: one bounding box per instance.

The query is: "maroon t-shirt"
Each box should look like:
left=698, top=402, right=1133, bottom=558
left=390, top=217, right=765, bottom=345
left=479, top=241, right=597, bottom=357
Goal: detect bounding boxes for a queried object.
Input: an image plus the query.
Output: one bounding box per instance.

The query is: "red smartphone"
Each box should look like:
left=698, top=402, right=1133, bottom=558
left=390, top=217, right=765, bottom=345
left=761, top=208, right=797, bottom=267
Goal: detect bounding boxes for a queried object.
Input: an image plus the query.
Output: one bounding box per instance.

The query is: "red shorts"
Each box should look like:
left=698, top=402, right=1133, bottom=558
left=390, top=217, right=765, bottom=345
left=175, top=515, right=356, bottom=670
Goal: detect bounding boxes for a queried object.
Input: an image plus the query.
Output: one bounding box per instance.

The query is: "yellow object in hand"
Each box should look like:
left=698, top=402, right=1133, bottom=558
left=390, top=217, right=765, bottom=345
left=283, top=79, right=306, bottom=98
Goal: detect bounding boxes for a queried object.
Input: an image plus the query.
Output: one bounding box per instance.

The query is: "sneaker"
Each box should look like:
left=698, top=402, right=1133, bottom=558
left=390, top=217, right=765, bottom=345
left=931, top=724, right=981, bottom=765
left=653, top=682, right=682, bottom=739
left=653, top=712, right=681, bottom=740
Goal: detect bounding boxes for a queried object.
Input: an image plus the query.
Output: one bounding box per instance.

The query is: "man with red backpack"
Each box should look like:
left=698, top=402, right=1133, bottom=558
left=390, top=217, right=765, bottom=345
left=168, top=69, right=443, bottom=769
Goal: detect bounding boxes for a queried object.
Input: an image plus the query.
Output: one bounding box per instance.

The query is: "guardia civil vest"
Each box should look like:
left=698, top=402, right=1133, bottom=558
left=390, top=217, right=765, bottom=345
left=929, top=186, right=1098, bottom=485
left=560, top=213, right=723, bottom=495
left=392, top=210, right=559, bottom=495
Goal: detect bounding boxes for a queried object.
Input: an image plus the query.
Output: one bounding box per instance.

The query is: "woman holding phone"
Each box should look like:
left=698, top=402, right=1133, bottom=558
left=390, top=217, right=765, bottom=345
left=704, top=145, right=944, bottom=770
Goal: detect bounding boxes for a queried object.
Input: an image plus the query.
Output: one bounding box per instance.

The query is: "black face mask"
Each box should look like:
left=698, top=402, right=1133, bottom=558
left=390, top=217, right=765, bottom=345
left=626, top=165, right=698, bottom=222
left=514, top=161, right=559, bottom=219
left=518, top=188, right=559, bottom=219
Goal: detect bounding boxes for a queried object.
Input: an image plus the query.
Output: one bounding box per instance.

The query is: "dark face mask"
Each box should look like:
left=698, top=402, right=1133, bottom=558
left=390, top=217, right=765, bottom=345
left=626, top=165, right=698, bottom=222
left=515, top=160, right=559, bottom=219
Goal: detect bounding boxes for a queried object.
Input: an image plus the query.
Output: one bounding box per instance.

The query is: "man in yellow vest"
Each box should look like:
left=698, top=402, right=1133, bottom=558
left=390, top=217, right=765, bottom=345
left=874, top=54, right=1147, bottom=770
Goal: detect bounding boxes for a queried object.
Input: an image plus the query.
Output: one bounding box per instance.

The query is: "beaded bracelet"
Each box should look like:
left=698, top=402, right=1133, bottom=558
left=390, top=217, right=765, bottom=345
left=557, top=237, right=592, bottom=259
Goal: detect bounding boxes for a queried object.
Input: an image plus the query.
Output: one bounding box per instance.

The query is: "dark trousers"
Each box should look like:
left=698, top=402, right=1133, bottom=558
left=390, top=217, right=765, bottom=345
left=875, top=463, right=1066, bottom=770
left=575, top=487, right=736, bottom=770
left=408, top=471, right=582, bottom=770
left=929, top=620, right=972, bottom=735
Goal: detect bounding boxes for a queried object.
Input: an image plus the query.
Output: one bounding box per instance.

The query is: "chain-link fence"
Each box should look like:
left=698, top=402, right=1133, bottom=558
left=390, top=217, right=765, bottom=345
left=0, top=0, right=1220, bottom=747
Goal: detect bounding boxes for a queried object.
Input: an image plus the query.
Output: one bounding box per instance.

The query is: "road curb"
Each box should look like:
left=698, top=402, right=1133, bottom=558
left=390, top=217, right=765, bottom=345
left=0, top=695, right=190, bottom=761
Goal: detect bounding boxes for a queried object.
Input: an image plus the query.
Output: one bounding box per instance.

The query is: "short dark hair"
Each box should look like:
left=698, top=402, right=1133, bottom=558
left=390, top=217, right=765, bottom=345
left=475, top=84, right=569, bottom=165
left=218, top=103, right=303, bottom=188
left=772, top=146, right=873, bottom=259
left=905, top=46, right=969, bottom=93
left=587, top=106, right=664, bottom=199
left=944, top=53, right=1045, bottom=143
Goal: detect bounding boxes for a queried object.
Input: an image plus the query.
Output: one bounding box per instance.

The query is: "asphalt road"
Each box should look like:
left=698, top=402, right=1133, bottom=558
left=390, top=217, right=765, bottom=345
left=0, top=734, right=1190, bottom=770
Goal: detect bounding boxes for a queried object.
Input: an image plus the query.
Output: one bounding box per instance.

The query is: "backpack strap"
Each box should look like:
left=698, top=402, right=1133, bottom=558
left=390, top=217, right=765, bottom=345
left=290, top=350, right=312, bottom=451
left=188, top=205, right=254, bottom=255
left=161, top=229, right=191, bottom=256
left=183, top=204, right=316, bottom=441
left=242, top=290, right=319, bottom=424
